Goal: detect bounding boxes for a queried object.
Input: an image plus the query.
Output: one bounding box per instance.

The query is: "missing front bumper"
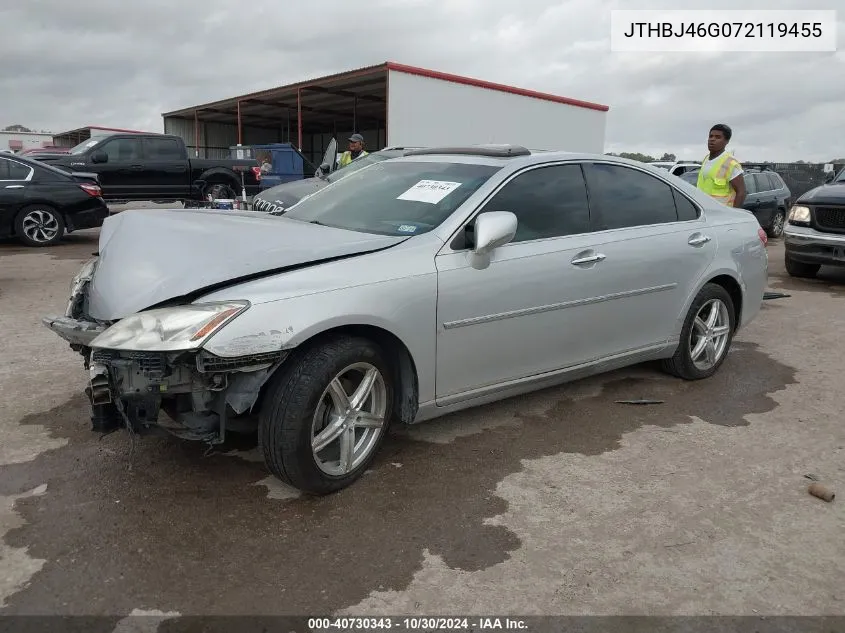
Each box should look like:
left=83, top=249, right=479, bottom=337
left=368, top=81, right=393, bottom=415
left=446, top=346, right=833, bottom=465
left=42, top=315, right=107, bottom=347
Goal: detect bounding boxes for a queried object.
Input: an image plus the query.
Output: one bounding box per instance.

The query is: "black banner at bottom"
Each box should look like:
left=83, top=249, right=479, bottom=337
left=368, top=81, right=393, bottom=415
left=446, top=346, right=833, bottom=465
left=0, top=616, right=844, bottom=633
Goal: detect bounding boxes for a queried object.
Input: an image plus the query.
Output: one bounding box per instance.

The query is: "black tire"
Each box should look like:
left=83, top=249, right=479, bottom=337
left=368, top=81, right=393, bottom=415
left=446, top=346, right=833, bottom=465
left=14, top=204, right=65, bottom=247
left=784, top=254, right=820, bottom=278
left=661, top=283, right=736, bottom=381
left=204, top=182, right=237, bottom=202
left=766, top=208, right=786, bottom=238
left=258, top=335, right=394, bottom=495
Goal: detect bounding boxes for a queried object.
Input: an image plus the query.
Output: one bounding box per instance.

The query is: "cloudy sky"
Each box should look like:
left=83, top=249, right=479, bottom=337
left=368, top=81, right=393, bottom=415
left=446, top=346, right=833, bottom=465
left=1, top=0, right=842, bottom=161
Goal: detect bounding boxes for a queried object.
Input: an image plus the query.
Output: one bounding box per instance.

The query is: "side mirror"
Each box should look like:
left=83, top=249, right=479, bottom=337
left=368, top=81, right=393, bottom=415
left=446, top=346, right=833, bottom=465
left=824, top=171, right=835, bottom=183
left=473, top=211, right=517, bottom=255
left=90, top=151, right=108, bottom=164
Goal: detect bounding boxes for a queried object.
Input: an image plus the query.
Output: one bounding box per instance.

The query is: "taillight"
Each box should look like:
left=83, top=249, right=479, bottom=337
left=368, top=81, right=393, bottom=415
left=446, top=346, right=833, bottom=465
left=251, top=166, right=261, bottom=181
left=79, top=182, right=102, bottom=197
left=758, top=227, right=768, bottom=246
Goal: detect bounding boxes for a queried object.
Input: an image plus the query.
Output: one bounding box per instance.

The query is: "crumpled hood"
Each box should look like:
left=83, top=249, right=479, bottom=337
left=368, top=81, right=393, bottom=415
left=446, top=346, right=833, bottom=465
left=799, top=183, right=845, bottom=205
left=86, top=208, right=407, bottom=320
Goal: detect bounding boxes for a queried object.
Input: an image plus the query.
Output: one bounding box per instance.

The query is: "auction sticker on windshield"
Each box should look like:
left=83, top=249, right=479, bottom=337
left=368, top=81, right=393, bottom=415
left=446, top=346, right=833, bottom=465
left=397, top=180, right=462, bottom=204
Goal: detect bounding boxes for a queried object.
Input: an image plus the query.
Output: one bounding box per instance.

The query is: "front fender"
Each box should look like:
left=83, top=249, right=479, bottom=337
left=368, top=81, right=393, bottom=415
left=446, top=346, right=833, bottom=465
left=201, top=273, right=439, bottom=402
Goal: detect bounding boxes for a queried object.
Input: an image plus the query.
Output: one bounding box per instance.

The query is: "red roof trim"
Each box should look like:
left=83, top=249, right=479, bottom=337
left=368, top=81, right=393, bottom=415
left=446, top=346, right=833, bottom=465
left=85, top=125, right=151, bottom=134
left=385, top=62, right=609, bottom=112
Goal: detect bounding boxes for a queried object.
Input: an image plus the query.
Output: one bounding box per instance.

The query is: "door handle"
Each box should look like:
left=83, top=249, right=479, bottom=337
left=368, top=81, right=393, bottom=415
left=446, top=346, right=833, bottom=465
left=4, top=184, right=24, bottom=189
left=571, top=253, right=606, bottom=265
left=130, top=164, right=144, bottom=170
left=688, top=234, right=711, bottom=246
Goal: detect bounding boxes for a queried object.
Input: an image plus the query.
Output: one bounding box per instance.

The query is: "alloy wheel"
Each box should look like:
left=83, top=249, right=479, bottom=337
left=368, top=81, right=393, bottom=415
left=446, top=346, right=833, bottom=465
left=311, top=362, right=388, bottom=476
left=21, top=209, right=60, bottom=244
left=688, top=298, right=731, bottom=371
left=771, top=211, right=785, bottom=237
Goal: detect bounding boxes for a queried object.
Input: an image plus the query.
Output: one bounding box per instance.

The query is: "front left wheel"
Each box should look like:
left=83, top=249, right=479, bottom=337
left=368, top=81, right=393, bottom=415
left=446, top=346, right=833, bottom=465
left=258, top=336, right=393, bottom=495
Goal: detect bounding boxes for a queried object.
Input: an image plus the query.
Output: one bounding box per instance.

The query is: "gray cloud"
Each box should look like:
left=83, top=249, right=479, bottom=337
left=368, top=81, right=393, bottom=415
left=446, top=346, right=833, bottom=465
left=1, top=0, right=842, bottom=161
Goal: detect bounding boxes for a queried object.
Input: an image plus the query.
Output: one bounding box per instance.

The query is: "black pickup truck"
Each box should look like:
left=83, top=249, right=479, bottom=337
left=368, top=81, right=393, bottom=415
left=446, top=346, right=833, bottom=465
left=31, top=133, right=260, bottom=202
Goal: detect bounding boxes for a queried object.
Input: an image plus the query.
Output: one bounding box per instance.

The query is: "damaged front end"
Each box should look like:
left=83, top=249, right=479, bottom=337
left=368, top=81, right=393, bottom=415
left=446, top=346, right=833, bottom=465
left=86, top=347, right=285, bottom=442
left=43, top=257, right=285, bottom=443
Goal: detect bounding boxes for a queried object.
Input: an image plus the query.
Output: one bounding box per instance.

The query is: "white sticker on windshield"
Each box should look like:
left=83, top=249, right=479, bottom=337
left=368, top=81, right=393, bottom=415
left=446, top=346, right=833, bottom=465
left=397, top=180, right=462, bottom=204
left=397, top=224, right=417, bottom=233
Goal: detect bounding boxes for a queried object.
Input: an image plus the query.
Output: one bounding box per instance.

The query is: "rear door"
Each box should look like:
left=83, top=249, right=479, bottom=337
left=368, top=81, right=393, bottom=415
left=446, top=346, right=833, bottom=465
left=142, top=136, right=189, bottom=199
left=0, top=157, right=34, bottom=232
left=93, top=136, right=146, bottom=198
left=579, top=161, right=718, bottom=356
left=752, top=173, right=777, bottom=225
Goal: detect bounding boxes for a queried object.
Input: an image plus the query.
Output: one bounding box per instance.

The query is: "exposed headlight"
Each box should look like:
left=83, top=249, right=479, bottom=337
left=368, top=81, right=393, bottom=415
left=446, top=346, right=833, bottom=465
left=90, top=301, right=249, bottom=352
left=788, top=205, right=811, bottom=224
left=69, top=257, right=98, bottom=293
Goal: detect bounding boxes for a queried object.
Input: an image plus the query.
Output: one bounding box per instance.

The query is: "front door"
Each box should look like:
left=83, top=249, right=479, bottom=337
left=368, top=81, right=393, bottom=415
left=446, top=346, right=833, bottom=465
left=435, top=162, right=612, bottom=401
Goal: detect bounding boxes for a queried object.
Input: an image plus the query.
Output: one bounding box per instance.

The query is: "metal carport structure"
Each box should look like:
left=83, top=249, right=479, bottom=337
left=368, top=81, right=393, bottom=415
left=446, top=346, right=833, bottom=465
left=161, top=61, right=610, bottom=166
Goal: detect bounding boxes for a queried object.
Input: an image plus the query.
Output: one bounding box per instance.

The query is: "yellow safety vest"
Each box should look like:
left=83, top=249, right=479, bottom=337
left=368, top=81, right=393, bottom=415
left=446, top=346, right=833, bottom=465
left=696, top=152, right=741, bottom=206
left=339, top=150, right=368, bottom=168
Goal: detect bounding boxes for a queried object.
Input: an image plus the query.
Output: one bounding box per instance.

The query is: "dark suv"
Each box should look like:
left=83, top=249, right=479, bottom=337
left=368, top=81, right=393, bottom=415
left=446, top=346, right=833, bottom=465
left=783, top=167, right=845, bottom=278
left=680, top=166, right=791, bottom=238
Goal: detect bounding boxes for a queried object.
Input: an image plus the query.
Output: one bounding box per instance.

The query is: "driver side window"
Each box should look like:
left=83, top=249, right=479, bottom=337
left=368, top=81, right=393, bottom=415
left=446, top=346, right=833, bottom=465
left=482, top=163, right=591, bottom=243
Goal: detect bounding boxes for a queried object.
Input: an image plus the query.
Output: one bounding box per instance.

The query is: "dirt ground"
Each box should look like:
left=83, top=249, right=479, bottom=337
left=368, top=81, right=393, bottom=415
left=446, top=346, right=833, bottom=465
left=0, top=227, right=843, bottom=625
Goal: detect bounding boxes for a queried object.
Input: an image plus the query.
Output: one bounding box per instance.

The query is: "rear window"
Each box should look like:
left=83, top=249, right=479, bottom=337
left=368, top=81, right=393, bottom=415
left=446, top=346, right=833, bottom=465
left=0, top=158, right=33, bottom=180
left=283, top=160, right=502, bottom=236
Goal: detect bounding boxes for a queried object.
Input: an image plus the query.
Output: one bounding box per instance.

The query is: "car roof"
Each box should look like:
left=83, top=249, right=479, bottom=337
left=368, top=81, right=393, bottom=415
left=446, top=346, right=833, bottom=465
left=0, top=150, right=74, bottom=178
left=392, top=145, right=680, bottom=171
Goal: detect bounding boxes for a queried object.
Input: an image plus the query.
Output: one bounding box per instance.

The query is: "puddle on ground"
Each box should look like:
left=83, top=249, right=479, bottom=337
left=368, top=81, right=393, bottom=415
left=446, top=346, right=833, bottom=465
left=0, top=342, right=795, bottom=618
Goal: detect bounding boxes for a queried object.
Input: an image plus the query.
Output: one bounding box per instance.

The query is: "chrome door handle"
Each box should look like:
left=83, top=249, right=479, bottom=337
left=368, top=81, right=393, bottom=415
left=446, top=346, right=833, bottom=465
left=4, top=184, right=24, bottom=189
left=571, top=253, right=606, bottom=265
left=688, top=235, right=711, bottom=246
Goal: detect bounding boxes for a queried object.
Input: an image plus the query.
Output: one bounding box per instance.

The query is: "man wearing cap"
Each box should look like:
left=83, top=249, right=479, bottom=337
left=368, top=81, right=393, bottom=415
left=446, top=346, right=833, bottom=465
left=338, top=133, right=368, bottom=168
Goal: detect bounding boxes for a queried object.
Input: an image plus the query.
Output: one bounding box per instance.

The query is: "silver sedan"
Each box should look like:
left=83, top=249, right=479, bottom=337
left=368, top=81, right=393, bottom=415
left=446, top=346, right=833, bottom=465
left=44, top=145, right=769, bottom=494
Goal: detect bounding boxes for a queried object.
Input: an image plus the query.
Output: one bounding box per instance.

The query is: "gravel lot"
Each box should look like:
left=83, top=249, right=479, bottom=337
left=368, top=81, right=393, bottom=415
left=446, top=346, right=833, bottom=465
left=1, top=228, right=843, bottom=623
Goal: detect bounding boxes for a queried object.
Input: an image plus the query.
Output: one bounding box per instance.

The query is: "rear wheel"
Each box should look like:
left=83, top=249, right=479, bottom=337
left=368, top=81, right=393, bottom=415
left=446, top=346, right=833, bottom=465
left=662, top=283, right=735, bottom=381
left=784, top=253, right=820, bottom=278
left=204, top=182, right=237, bottom=202
left=14, top=205, right=65, bottom=247
left=767, top=208, right=786, bottom=238
left=258, top=335, right=393, bottom=495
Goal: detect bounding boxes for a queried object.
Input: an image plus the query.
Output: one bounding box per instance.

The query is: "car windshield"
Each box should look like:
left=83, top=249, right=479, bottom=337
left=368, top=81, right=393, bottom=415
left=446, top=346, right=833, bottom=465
left=283, top=159, right=502, bottom=236
left=326, top=151, right=400, bottom=182
left=68, top=136, right=107, bottom=154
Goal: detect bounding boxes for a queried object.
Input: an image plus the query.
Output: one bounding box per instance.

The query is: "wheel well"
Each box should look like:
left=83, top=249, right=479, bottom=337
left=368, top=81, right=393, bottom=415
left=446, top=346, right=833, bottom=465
left=707, top=274, right=743, bottom=330
left=264, top=324, right=420, bottom=425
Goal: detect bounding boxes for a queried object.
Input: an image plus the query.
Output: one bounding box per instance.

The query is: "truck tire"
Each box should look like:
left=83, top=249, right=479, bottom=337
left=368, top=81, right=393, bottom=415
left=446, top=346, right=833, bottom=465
left=204, top=182, right=237, bottom=202
left=258, top=335, right=393, bottom=495
left=784, top=254, right=820, bottom=278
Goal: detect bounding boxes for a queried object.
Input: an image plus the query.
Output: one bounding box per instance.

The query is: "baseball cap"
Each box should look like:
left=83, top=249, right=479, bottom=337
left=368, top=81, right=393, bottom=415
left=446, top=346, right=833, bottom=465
left=348, top=133, right=364, bottom=143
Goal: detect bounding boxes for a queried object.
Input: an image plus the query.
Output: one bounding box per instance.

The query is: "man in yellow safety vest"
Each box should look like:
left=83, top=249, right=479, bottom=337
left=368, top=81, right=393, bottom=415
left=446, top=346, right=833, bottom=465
left=696, top=123, right=746, bottom=208
left=338, top=133, right=368, bottom=168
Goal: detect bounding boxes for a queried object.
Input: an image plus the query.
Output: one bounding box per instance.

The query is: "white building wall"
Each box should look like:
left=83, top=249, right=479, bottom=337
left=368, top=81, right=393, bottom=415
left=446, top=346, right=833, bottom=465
left=386, top=70, right=606, bottom=153
left=0, top=131, right=55, bottom=153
